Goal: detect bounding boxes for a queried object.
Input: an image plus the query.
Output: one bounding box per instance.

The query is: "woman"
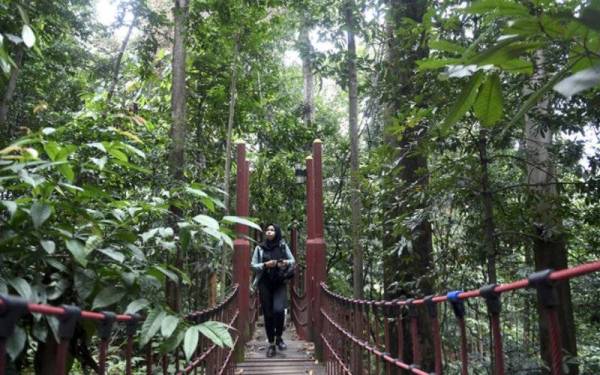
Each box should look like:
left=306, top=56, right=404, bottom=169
left=251, top=224, right=295, bottom=358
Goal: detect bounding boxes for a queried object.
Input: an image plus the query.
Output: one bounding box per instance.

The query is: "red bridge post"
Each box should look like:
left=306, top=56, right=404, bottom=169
left=307, top=140, right=327, bottom=358
left=233, top=141, right=250, bottom=343
left=305, top=155, right=315, bottom=342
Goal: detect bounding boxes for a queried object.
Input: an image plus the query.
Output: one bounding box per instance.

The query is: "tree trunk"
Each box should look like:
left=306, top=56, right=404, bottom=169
left=0, top=47, right=24, bottom=136
left=477, top=129, right=497, bottom=284
left=221, top=34, right=240, bottom=292
left=345, top=0, right=363, bottom=300
left=299, top=20, right=314, bottom=128
left=106, top=17, right=137, bottom=106
left=167, top=0, right=189, bottom=312
left=381, top=0, right=434, bottom=370
left=525, top=50, right=577, bottom=374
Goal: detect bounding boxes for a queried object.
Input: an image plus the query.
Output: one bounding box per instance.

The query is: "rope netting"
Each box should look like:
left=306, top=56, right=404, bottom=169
left=320, top=260, right=600, bottom=375
left=0, top=284, right=243, bottom=375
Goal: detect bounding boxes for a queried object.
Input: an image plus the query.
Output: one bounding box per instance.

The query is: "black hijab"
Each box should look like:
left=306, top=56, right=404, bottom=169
left=260, top=223, right=282, bottom=251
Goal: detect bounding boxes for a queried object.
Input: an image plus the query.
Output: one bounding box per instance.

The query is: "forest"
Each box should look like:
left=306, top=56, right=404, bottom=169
left=1, top=0, right=599, bottom=373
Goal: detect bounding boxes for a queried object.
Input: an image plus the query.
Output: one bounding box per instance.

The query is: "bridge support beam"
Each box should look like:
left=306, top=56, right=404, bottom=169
left=306, top=140, right=327, bottom=359
left=233, top=142, right=251, bottom=344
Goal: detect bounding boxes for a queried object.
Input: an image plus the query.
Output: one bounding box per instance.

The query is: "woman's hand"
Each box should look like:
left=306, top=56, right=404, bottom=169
left=264, top=260, right=277, bottom=268
left=277, top=260, right=288, bottom=268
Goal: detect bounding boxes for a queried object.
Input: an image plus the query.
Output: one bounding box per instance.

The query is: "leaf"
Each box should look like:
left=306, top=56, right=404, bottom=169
left=126, top=244, right=146, bottom=261
left=125, top=298, right=150, bottom=315
left=158, top=227, right=174, bottom=238
left=141, top=228, right=158, bottom=242
left=97, top=247, right=125, bottom=263
left=66, top=239, right=87, bottom=266
left=429, top=40, right=465, bottom=54
left=553, top=64, right=600, bottom=97
left=153, top=265, right=179, bottom=283
left=21, top=25, right=35, bottom=48
left=6, top=326, right=26, bottom=360
left=441, top=71, right=485, bottom=132
left=185, top=187, right=208, bottom=197
left=1, top=200, right=17, bottom=218
left=192, top=214, right=219, bottom=230
left=8, top=277, right=32, bottom=300
left=88, top=142, right=107, bottom=153
left=57, top=164, right=75, bottom=182
left=90, top=156, right=107, bottom=170
left=196, top=323, right=223, bottom=347
left=464, top=0, right=529, bottom=17
left=30, top=202, right=52, bottom=229
left=222, top=216, right=262, bottom=231
left=473, top=73, right=504, bottom=126
left=74, top=269, right=95, bottom=299
left=141, top=308, right=166, bottom=346
left=40, top=240, right=55, bottom=254
left=183, top=326, right=199, bottom=360
left=108, top=148, right=128, bottom=162
left=92, top=287, right=126, bottom=310
left=161, top=315, right=180, bottom=338
left=161, top=326, right=186, bottom=353
left=198, top=321, right=234, bottom=348
left=417, top=58, right=461, bottom=71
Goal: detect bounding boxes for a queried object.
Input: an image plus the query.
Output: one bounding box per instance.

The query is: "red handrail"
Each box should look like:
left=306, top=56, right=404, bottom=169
left=320, top=259, right=600, bottom=375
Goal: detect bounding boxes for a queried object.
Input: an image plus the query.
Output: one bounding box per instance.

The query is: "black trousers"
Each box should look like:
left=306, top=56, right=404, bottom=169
left=258, top=279, right=287, bottom=343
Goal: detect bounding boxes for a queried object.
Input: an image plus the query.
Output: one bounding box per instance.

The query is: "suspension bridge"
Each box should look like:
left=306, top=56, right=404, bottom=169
left=1, top=140, right=599, bottom=374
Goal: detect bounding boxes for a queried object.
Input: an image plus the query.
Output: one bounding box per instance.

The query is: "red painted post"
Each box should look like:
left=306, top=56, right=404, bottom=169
left=233, top=141, right=251, bottom=341
left=309, top=139, right=327, bottom=358
left=305, top=155, right=315, bottom=340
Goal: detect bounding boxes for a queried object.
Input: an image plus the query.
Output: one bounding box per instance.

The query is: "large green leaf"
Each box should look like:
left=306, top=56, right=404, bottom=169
left=40, top=240, right=55, bottom=254
left=440, top=72, right=485, bottom=133
left=416, top=58, right=461, bottom=71
left=8, top=277, right=32, bottom=300
left=30, top=202, right=52, bottom=229
left=222, top=216, right=262, bottom=231
left=92, top=287, right=126, bottom=310
left=6, top=326, right=26, bottom=360
left=125, top=298, right=149, bottom=315
left=66, top=239, right=87, bottom=266
left=22, top=25, right=35, bottom=48
left=429, top=40, right=466, bottom=54
left=141, top=308, right=166, bottom=346
left=1, top=200, right=17, bottom=218
left=183, top=326, right=199, bottom=360
left=198, top=321, right=234, bottom=348
left=161, top=315, right=180, bottom=338
left=473, top=73, right=504, bottom=126
left=193, top=214, right=219, bottom=230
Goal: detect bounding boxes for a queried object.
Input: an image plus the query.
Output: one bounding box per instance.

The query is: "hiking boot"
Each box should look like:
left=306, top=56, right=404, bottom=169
left=276, top=337, right=287, bottom=351
left=266, top=344, right=276, bottom=358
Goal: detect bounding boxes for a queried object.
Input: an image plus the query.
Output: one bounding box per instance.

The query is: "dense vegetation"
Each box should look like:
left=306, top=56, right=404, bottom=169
left=1, top=0, right=599, bottom=373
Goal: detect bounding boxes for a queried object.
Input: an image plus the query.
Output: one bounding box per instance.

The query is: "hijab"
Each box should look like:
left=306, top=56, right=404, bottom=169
left=260, top=223, right=282, bottom=251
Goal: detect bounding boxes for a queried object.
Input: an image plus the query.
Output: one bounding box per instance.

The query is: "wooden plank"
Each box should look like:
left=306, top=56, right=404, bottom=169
left=236, top=315, right=325, bottom=374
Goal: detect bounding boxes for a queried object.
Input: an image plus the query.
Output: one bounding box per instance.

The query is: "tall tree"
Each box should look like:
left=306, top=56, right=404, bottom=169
left=382, top=0, right=434, bottom=368
left=344, top=0, right=362, bottom=299
left=525, top=50, right=578, bottom=374
left=221, top=33, right=241, bottom=293
left=167, top=0, right=189, bottom=312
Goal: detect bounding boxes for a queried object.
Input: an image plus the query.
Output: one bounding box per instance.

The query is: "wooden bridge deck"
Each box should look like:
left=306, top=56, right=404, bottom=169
left=236, top=315, right=325, bottom=374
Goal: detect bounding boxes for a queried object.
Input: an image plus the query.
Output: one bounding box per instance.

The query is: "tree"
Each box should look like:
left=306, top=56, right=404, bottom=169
left=167, top=0, right=189, bottom=312
left=381, top=0, right=435, bottom=368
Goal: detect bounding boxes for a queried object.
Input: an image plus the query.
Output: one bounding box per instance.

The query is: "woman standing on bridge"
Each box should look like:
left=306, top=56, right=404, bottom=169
left=251, top=223, right=296, bottom=358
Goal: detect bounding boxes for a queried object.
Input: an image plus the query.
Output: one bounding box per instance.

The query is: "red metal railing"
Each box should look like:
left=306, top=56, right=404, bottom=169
left=0, top=284, right=241, bottom=375
left=320, top=260, right=600, bottom=375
